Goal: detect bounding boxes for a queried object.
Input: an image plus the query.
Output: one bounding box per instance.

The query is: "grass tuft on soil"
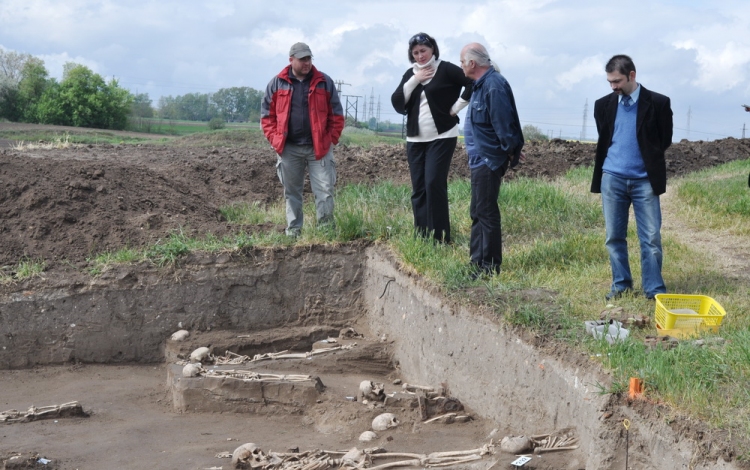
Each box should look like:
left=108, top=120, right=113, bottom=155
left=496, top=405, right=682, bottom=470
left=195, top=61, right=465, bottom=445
left=0, top=258, right=46, bottom=284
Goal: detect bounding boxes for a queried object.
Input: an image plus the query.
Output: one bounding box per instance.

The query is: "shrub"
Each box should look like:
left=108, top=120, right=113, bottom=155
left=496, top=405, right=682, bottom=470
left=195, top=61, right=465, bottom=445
left=208, top=117, right=225, bottom=130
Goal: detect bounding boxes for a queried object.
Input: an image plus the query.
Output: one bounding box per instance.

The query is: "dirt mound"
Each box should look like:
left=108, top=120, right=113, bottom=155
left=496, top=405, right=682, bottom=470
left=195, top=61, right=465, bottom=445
left=1, top=134, right=749, bottom=268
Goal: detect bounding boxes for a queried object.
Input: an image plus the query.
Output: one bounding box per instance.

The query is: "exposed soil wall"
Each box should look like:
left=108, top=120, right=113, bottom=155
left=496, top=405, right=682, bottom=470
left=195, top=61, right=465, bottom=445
left=0, top=245, right=364, bottom=368
left=361, top=247, right=739, bottom=470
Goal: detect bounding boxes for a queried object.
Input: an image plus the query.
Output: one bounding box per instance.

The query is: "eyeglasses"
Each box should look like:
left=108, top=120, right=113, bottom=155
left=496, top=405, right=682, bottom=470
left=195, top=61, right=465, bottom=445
left=409, top=34, right=432, bottom=48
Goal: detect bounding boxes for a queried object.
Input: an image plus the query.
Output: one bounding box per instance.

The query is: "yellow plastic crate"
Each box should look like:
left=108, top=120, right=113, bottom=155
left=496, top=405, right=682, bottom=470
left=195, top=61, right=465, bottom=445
left=654, top=294, right=726, bottom=334
left=655, top=323, right=720, bottom=339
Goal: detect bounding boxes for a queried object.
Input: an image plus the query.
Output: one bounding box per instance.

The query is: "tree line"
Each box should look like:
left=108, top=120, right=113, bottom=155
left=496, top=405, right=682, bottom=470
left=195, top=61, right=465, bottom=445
left=0, top=49, right=264, bottom=131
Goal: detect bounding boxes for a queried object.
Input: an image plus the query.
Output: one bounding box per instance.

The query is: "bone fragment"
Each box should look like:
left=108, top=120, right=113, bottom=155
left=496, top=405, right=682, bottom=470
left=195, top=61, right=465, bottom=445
left=534, top=445, right=580, bottom=453
left=423, top=413, right=456, bottom=424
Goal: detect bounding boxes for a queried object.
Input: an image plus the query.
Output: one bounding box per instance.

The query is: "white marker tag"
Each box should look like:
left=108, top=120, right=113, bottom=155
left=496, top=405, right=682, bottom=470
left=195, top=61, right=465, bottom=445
left=511, top=456, right=532, bottom=466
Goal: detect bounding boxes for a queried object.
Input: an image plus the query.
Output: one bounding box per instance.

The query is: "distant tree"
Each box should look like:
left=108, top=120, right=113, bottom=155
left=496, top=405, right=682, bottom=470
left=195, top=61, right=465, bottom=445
left=157, top=93, right=213, bottom=121
left=0, top=49, right=36, bottom=121
left=156, top=88, right=263, bottom=122
left=36, top=63, right=132, bottom=129
left=157, top=95, right=179, bottom=120
left=131, top=93, right=154, bottom=118
left=212, top=87, right=256, bottom=122
left=523, top=124, right=548, bottom=142
left=0, top=49, right=33, bottom=84
left=178, top=92, right=212, bottom=121
left=0, top=78, right=21, bottom=121
left=61, top=62, right=79, bottom=81
left=17, top=58, right=50, bottom=122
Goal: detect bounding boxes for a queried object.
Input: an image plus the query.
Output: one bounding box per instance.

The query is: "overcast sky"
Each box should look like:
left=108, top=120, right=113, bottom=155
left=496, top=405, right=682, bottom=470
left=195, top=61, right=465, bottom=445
left=2, top=0, right=750, bottom=141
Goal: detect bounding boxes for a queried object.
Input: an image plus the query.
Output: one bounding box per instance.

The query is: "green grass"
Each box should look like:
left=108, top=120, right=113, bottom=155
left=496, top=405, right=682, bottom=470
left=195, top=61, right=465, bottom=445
left=0, top=130, right=161, bottom=146
left=126, top=117, right=260, bottom=136
left=0, top=258, right=47, bottom=284
left=339, top=126, right=405, bottom=147
left=674, top=159, right=750, bottom=235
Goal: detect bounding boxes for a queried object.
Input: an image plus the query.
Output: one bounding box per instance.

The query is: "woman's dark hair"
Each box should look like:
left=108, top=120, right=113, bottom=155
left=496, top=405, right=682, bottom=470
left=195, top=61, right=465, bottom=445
left=408, top=32, right=439, bottom=63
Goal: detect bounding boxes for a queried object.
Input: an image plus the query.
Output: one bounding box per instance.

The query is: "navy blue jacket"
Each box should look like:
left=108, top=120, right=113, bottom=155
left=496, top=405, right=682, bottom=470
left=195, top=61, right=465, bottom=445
left=466, top=68, right=524, bottom=171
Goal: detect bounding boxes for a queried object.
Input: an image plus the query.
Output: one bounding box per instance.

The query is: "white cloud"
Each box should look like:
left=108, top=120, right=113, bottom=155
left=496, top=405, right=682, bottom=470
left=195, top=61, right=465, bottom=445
left=673, top=39, right=750, bottom=92
left=37, top=52, right=100, bottom=80
left=557, top=55, right=605, bottom=90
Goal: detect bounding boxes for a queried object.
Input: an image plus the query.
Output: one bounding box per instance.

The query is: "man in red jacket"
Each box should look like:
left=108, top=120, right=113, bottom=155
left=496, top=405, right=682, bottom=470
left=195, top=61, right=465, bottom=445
left=261, top=42, right=345, bottom=237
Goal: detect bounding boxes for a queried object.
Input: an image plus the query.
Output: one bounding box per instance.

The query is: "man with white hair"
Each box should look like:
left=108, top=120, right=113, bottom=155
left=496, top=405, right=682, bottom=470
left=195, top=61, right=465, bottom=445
left=460, top=42, right=524, bottom=279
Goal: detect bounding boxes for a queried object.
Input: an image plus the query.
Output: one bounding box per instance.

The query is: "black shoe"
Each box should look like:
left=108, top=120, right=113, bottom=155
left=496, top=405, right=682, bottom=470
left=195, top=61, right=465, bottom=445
left=605, top=288, right=632, bottom=301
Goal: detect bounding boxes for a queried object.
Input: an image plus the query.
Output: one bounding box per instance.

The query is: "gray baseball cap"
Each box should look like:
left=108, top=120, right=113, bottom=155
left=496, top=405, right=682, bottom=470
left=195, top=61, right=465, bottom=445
left=289, top=42, right=313, bottom=59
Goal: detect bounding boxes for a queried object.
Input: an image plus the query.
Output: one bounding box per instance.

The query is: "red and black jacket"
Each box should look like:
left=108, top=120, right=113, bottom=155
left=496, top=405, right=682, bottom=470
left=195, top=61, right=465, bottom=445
left=261, top=65, right=345, bottom=159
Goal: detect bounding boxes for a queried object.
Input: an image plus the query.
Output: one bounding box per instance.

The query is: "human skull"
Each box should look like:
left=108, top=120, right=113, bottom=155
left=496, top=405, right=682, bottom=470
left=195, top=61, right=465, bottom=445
left=372, top=412, right=399, bottom=431
left=341, top=447, right=365, bottom=466
left=232, top=443, right=264, bottom=469
left=359, top=380, right=385, bottom=401
left=500, top=436, right=532, bottom=454
left=170, top=329, right=190, bottom=341
left=190, top=346, right=211, bottom=363
left=359, top=431, right=378, bottom=442
left=182, top=363, right=202, bottom=378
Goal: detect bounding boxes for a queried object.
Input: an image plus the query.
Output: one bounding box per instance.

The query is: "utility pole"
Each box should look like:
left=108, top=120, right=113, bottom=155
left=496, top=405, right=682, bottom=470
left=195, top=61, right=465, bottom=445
left=343, top=95, right=363, bottom=124
left=376, top=97, right=381, bottom=131
left=335, top=80, right=361, bottom=125
left=743, top=123, right=746, bottom=139
left=686, top=106, right=691, bottom=141
left=334, top=80, right=350, bottom=94
left=580, top=99, right=588, bottom=141
left=369, top=88, right=375, bottom=121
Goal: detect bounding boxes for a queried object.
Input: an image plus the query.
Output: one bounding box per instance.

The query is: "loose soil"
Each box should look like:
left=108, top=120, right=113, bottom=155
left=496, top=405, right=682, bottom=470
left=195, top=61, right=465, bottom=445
left=2, top=122, right=749, bottom=269
left=1, top=123, right=750, bottom=469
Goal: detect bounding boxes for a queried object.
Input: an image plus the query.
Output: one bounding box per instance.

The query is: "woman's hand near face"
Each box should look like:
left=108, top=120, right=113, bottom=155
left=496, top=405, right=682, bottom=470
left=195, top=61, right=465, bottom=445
left=414, top=65, right=435, bottom=83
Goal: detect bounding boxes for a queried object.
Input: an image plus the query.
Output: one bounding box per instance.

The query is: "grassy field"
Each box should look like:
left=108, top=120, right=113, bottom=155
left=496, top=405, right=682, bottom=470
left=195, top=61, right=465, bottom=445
left=126, top=117, right=260, bottom=136
left=0, top=129, right=166, bottom=146
left=0, top=122, right=401, bottom=148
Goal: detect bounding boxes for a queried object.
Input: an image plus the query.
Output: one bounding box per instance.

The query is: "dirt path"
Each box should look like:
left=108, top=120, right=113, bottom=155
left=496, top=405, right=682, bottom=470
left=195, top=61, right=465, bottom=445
left=661, top=185, right=750, bottom=281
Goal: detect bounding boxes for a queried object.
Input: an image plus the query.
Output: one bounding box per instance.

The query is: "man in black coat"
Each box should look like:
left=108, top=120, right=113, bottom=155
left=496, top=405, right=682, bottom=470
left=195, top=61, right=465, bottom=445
left=591, top=54, right=673, bottom=301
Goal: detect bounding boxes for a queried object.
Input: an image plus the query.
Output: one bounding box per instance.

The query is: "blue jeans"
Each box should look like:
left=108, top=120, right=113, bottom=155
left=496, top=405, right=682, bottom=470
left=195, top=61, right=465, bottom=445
left=601, top=173, right=666, bottom=297
left=276, top=144, right=336, bottom=235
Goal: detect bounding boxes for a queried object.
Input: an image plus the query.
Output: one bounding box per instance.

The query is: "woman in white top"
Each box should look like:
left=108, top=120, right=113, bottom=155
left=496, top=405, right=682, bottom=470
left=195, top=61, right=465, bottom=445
left=391, top=32, right=473, bottom=243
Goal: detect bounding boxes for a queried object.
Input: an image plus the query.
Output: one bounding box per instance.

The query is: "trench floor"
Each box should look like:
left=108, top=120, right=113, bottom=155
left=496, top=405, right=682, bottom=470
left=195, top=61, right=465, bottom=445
left=0, top=326, right=589, bottom=470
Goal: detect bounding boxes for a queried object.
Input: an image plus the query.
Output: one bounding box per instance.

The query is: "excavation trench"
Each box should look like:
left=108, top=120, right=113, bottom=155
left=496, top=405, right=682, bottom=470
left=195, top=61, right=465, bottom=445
left=0, top=245, right=738, bottom=470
